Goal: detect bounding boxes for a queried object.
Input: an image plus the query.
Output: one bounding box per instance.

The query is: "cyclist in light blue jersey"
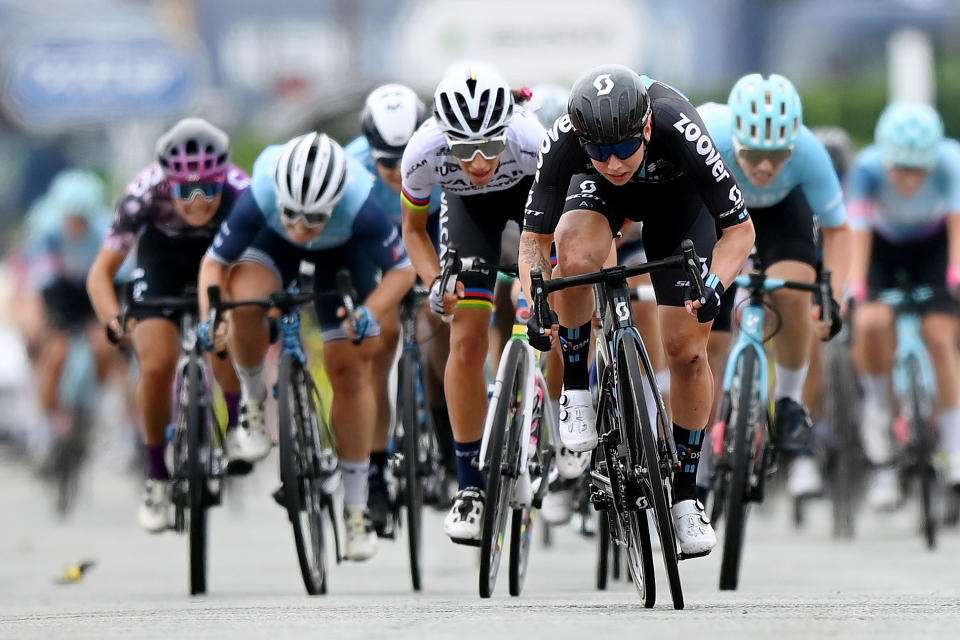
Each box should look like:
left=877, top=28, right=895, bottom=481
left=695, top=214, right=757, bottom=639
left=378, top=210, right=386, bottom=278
left=698, top=74, right=850, bottom=499
left=198, top=132, right=415, bottom=561
left=344, top=85, right=452, bottom=528
left=847, top=102, right=960, bottom=507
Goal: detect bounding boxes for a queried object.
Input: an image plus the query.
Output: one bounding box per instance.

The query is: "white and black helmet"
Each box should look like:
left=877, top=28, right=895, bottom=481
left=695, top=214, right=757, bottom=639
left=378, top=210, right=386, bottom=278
left=433, top=62, right=514, bottom=140
left=274, top=132, right=347, bottom=217
left=360, top=84, right=427, bottom=156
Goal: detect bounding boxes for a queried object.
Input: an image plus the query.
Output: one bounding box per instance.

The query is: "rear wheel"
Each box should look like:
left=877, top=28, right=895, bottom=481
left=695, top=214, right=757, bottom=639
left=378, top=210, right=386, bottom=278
left=719, top=347, right=758, bottom=591
left=186, top=356, right=208, bottom=596
left=825, top=335, right=860, bottom=538
left=399, top=351, right=423, bottom=591
left=508, top=506, right=534, bottom=596
left=479, top=340, right=526, bottom=599
left=278, top=354, right=328, bottom=595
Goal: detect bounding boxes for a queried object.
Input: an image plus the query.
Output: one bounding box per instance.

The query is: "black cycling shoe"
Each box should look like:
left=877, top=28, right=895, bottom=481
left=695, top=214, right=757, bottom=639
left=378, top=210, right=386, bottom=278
left=774, top=398, right=813, bottom=455
left=367, top=476, right=392, bottom=538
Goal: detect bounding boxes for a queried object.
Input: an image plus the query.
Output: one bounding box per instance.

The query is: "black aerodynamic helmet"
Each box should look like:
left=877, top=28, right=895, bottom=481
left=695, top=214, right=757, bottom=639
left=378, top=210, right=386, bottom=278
left=568, top=64, right=651, bottom=145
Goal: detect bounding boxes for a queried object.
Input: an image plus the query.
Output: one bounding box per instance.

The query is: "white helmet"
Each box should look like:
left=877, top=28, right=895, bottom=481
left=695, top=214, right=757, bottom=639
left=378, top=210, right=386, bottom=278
left=433, top=62, right=514, bottom=140
left=361, top=84, right=427, bottom=155
left=274, top=132, right=347, bottom=219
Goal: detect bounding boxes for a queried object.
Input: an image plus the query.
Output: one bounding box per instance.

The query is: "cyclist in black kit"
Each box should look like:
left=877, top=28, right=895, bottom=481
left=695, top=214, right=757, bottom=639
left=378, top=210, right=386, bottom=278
left=518, top=65, right=755, bottom=555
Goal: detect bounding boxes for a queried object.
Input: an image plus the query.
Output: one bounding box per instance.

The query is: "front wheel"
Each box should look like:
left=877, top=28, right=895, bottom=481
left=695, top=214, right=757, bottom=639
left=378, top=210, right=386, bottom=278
left=398, top=350, right=423, bottom=591
left=278, top=354, right=329, bottom=595
left=508, top=506, right=534, bottom=596
left=186, top=356, right=208, bottom=596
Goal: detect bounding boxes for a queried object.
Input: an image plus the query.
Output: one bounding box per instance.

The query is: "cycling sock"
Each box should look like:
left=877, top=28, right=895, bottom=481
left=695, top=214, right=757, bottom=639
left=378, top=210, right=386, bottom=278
left=454, top=438, right=484, bottom=490
left=673, top=423, right=705, bottom=501
left=861, top=373, right=891, bottom=410
left=145, top=443, right=168, bottom=480
left=341, top=460, right=370, bottom=509
left=235, top=363, right=267, bottom=404
left=774, top=363, right=808, bottom=404
left=938, top=407, right=960, bottom=454
left=224, top=392, right=240, bottom=429
left=560, top=321, right=592, bottom=390
left=369, top=450, right=389, bottom=483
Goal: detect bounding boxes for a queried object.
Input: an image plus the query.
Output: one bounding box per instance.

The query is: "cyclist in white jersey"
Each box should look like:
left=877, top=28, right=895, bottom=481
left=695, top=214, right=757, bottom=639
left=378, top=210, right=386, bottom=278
left=400, top=62, right=547, bottom=544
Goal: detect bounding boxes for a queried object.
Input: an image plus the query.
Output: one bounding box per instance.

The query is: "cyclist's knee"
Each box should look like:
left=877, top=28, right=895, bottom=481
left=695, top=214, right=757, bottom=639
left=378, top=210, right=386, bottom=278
left=663, top=334, right=708, bottom=380
left=327, top=359, right=372, bottom=396
left=228, top=305, right=266, bottom=334
left=449, top=328, right=487, bottom=368
left=138, top=351, right=177, bottom=385
left=854, top=303, right=893, bottom=337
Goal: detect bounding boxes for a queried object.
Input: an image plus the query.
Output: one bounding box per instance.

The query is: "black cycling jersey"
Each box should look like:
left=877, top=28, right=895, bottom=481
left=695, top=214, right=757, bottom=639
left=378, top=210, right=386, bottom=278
left=523, top=78, right=749, bottom=235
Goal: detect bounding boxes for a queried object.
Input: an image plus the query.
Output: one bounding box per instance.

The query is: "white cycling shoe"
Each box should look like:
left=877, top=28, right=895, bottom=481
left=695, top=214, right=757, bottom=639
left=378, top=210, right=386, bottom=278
left=555, top=445, right=591, bottom=480
left=671, top=499, right=716, bottom=556
left=867, top=467, right=902, bottom=511
left=787, top=455, right=824, bottom=497
left=344, top=506, right=378, bottom=561
left=558, top=389, right=598, bottom=453
left=443, top=487, right=485, bottom=545
left=138, top=478, right=171, bottom=534
left=541, top=486, right=574, bottom=525
left=226, top=401, right=272, bottom=463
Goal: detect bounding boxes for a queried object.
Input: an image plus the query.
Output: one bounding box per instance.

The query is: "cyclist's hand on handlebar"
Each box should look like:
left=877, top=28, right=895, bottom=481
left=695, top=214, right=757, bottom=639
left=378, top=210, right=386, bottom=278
left=684, top=273, right=724, bottom=323
left=106, top=315, right=136, bottom=348
left=338, top=304, right=380, bottom=341
left=197, top=318, right=229, bottom=353
left=526, top=307, right=558, bottom=352
left=429, top=278, right=464, bottom=317
left=812, top=297, right=842, bottom=341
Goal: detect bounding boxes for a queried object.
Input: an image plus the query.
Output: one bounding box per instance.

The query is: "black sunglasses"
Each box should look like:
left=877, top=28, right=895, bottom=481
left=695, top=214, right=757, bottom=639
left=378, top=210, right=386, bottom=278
left=375, top=155, right=402, bottom=169
left=581, top=136, right=645, bottom=162
left=736, top=146, right=793, bottom=166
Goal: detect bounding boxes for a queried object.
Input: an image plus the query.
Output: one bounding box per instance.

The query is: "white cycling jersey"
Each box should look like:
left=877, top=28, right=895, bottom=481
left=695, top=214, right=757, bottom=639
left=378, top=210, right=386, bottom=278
left=400, top=108, right=544, bottom=210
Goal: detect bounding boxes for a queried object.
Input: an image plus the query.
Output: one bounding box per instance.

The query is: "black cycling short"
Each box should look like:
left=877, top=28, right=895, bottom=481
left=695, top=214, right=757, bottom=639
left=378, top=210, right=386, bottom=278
left=749, top=186, right=818, bottom=269
left=129, top=225, right=212, bottom=324
left=868, top=227, right=956, bottom=314
left=438, top=176, right=533, bottom=312
left=559, top=174, right=716, bottom=307
left=239, top=227, right=382, bottom=342
left=42, top=277, right=94, bottom=331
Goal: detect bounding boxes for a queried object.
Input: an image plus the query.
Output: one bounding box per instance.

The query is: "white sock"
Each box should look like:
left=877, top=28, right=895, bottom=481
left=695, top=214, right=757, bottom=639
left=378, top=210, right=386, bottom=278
left=938, top=407, right=960, bottom=454
left=774, top=364, right=808, bottom=404
left=341, top=460, right=370, bottom=509
left=860, top=373, right=891, bottom=410
left=235, top=362, right=267, bottom=404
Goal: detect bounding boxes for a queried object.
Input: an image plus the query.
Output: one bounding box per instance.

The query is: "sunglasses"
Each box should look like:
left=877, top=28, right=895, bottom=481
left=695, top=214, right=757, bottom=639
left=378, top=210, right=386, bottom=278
left=581, top=136, right=645, bottom=162
left=735, top=145, right=793, bottom=166
left=375, top=155, right=402, bottom=169
left=445, top=132, right=507, bottom=161
left=170, top=181, right=223, bottom=202
left=281, top=207, right=331, bottom=229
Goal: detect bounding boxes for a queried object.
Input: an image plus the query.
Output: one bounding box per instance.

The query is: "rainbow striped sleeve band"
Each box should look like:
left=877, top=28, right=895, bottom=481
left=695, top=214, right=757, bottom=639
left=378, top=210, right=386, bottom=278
left=401, top=187, right=431, bottom=213
left=457, top=287, right=494, bottom=312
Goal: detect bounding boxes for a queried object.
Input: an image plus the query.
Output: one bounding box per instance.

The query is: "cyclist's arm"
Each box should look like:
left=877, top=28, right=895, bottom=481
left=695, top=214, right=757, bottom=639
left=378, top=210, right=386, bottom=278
left=198, top=189, right=266, bottom=316
left=848, top=228, right=872, bottom=300
left=518, top=230, right=555, bottom=302
left=707, top=219, right=755, bottom=293
left=820, top=221, right=851, bottom=302
left=845, top=155, right=879, bottom=299
left=401, top=199, right=439, bottom=284
left=355, top=198, right=416, bottom=319
left=947, top=212, right=960, bottom=272
left=86, top=247, right=128, bottom=326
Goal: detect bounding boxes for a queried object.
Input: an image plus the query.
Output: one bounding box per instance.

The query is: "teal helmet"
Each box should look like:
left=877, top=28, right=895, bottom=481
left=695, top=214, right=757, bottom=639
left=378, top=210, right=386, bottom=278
left=47, top=169, right=106, bottom=220
left=875, top=101, right=944, bottom=169
left=728, top=73, right=802, bottom=150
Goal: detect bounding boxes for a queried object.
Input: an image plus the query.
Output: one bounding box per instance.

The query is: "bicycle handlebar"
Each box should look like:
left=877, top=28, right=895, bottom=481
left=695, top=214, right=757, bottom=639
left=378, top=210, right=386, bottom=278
left=434, top=245, right=519, bottom=323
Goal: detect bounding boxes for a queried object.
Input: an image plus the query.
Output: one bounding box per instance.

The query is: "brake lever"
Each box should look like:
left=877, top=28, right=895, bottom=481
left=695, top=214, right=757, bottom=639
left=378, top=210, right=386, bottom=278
left=206, top=285, right=228, bottom=359
left=336, top=269, right=362, bottom=345
left=681, top=239, right=705, bottom=301
left=438, top=248, right=461, bottom=324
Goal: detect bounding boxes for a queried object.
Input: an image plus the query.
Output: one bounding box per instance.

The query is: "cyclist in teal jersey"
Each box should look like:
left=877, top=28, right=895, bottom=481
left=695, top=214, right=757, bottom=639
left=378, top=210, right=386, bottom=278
left=697, top=74, right=849, bottom=498
left=847, top=102, right=960, bottom=508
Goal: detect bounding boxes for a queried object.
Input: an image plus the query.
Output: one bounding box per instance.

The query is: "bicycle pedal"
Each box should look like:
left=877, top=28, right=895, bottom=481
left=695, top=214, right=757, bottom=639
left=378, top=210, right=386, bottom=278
left=678, top=549, right=712, bottom=561
left=271, top=485, right=286, bottom=507
left=226, top=460, right=254, bottom=476
left=449, top=536, right=482, bottom=548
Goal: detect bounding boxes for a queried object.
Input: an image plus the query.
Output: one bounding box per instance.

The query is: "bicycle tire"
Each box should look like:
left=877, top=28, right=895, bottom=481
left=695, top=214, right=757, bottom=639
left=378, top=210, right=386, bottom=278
left=508, top=506, right=534, bottom=596
left=53, top=407, right=87, bottom=518
left=906, top=357, right=937, bottom=550
left=618, top=337, right=682, bottom=610
left=399, top=350, right=423, bottom=591
left=825, top=338, right=859, bottom=539
left=719, top=347, right=758, bottom=591
left=596, top=510, right=610, bottom=590
left=186, top=355, right=208, bottom=596
left=278, top=354, right=328, bottom=595
left=479, top=339, right=526, bottom=599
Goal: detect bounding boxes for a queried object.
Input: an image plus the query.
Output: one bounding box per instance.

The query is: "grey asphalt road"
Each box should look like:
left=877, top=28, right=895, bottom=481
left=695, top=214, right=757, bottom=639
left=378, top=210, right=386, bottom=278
left=2, top=448, right=958, bottom=640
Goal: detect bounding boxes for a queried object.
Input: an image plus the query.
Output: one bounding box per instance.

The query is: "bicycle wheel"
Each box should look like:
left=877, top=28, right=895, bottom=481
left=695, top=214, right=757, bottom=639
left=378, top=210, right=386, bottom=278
left=719, top=347, right=758, bottom=591
left=278, top=354, right=328, bottom=595
left=617, top=337, right=682, bottom=610
left=906, top=357, right=937, bottom=550
left=508, top=506, right=534, bottom=596
left=479, top=340, right=526, bottom=599
left=596, top=510, right=610, bottom=590
left=398, top=350, right=423, bottom=591
left=52, top=406, right=88, bottom=518
left=824, top=337, right=860, bottom=539
left=186, top=355, right=208, bottom=596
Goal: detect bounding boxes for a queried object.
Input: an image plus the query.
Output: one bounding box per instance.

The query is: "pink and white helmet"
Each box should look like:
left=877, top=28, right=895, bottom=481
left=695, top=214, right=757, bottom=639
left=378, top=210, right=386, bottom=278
left=156, top=117, right=230, bottom=182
